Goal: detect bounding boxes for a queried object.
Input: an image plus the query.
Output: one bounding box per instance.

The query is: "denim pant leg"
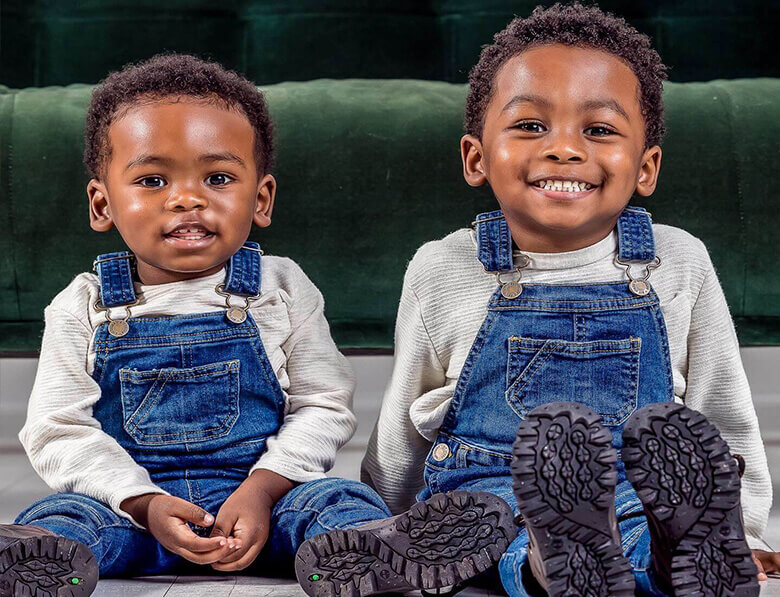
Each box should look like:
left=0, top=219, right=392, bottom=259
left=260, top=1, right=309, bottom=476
left=615, top=482, right=668, bottom=597
left=257, top=477, right=392, bottom=574
left=15, top=492, right=183, bottom=577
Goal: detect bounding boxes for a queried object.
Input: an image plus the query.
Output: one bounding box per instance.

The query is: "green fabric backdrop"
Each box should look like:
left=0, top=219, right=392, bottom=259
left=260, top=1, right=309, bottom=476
left=0, top=78, right=779, bottom=351
left=2, top=1, right=777, bottom=88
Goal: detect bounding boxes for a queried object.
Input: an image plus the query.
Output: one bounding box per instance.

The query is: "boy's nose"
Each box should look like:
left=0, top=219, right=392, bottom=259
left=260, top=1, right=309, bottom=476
left=165, top=191, right=208, bottom=211
left=541, top=133, right=587, bottom=163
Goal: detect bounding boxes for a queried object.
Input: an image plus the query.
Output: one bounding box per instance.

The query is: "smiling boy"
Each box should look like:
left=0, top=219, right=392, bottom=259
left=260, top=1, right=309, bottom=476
left=355, top=4, right=776, bottom=597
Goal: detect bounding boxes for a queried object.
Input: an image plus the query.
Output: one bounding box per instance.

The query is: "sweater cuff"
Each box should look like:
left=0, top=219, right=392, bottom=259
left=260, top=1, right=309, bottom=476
left=249, top=455, right=327, bottom=484
left=746, top=534, right=772, bottom=551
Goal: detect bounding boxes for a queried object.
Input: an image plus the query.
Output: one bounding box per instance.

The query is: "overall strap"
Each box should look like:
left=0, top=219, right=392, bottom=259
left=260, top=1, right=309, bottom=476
left=93, top=251, right=137, bottom=308
left=224, top=242, right=263, bottom=296
left=474, top=210, right=514, bottom=272
left=617, top=207, right=656, bottom=262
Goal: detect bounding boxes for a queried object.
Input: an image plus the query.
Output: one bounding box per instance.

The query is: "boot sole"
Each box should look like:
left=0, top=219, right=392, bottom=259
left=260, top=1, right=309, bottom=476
left=511, top=402, right=635, bottom=597
left=623, top=402, right=759, bottom=596
left=294, top=491, right=517, bottom=597
left=0, top=534, right=97, bottom=596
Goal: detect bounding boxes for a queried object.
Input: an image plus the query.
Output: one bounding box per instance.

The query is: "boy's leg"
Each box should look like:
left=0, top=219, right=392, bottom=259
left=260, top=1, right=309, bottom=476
left=13, top=492, right=183, bottom=577
left=623, top=402, right=760, bottom=596
left=261, top=476, right=393, bottom=571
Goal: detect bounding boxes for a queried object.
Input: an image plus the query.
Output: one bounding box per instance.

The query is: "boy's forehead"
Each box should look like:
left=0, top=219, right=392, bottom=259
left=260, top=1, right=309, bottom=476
left=108, top=99, right=255, bottom=165
left=490, top=44, right=641, bottom=117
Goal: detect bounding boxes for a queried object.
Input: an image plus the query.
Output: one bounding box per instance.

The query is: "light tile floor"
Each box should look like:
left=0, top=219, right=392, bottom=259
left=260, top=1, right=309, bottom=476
left=2, top=354, right=780, bottom=594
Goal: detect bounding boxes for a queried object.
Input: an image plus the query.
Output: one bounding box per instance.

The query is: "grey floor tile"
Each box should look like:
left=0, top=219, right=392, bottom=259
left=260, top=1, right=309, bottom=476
left=92, top=576, right=175, bottom=596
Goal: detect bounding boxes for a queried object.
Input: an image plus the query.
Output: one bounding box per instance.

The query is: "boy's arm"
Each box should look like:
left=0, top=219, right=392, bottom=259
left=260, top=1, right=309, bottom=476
left=248, top=262, right=357, bottom=483
left=19, top=305, right=168, bottom=527
left=681, top=252, right=772, bottom=549
left=361, top=271, right=446, bottom=515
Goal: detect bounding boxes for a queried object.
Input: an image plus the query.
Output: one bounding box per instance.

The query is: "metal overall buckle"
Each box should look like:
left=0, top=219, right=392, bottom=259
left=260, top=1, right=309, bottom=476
left=614, top=255, right=661, bottom=296
left=215, top=283, right=262, bottom=324
left=492, top=252, right=531, bottom=299
left=93, top=298, right=140, bottom=338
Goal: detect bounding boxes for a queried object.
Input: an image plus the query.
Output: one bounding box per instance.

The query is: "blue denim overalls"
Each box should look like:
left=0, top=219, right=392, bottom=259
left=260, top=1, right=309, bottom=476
left=417, top=208, right=673, bottom=596
left=18, top=243, right=391, bottom=576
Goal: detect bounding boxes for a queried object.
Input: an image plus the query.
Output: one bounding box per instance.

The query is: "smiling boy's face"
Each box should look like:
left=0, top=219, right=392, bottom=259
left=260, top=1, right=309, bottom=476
left=461, top=44, right=662, bottom=253
left=88, top=97, right=276, bottom=285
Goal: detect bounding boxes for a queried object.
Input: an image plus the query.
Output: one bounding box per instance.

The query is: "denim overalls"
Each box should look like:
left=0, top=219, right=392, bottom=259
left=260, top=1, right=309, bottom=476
left=417, top=208, right=673, bottom=596
left=18, top=243, right=391, bottom=576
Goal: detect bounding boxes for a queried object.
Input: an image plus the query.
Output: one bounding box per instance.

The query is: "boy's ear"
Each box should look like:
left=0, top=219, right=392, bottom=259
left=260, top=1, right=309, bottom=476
left=461, top=134, right=488, bottom=187
left=87, top=179, right=114, bottom=232
left=253, top=173, right=276, bottom=228
left=635, top=145, right=662, bottom=197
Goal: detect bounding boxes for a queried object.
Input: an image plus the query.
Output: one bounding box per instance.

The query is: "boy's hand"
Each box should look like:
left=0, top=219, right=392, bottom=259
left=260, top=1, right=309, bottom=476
left=752, top=549, right=780, bottom=580
left=210, top=469, right=295, bottom=572
left=121, top=493, right=230, bottom=565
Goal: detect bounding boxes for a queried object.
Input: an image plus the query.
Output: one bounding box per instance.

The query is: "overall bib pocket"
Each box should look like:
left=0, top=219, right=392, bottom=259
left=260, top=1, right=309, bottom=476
left=506, top=336, right=640, bottom=426
left=119, top=360, right=240, bottom=446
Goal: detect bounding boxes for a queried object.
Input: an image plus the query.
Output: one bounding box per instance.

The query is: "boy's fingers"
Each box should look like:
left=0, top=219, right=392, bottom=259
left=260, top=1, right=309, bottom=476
left=212, top=542, right=262, bottom=572
left=209, top=510, right=239, bottom=547
left=172, top=526, right=227, bottom=553
left=176, top=545, right=231, bottom=566
left=213, top=540, right=247, bottom=564
left=760, top=551, right=780, bottom=573
left=170, top=500, right=214, bottom=527
left=753, top=552, right=768, bottom=580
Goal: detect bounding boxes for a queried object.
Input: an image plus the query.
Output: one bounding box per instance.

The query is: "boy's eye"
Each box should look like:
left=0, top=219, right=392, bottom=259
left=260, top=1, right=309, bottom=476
left=514, top=121, right=546, bottom=133
left=207, top=174, right=234, bottom=186
left=139, top=176, right=166, bottom=188
left=585, top=126, right=615, bottom=137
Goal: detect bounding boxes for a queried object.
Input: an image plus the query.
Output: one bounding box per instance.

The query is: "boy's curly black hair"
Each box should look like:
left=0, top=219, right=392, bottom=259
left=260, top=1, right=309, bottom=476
left=84, top=53, right=274, bottom=179
left=465, top=3, right=668, bottom=148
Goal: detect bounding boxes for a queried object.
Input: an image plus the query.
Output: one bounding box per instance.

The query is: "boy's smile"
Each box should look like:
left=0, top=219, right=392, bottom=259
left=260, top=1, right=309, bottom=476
left=461, top=44, right=661, bottom=253
left=88, top=97, right=276, bottom=285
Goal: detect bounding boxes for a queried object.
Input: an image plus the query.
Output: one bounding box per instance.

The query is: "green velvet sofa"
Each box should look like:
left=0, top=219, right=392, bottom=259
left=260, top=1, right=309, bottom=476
left=0, top=77, right=779, bottom=353
left=2, top=0, right=777, bottom=88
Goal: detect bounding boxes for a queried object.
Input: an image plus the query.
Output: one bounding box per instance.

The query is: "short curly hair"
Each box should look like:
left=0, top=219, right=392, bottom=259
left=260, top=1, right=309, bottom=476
left=465, top=3, right=668, bottom=148
left=84, top=53, right=274, bottom=179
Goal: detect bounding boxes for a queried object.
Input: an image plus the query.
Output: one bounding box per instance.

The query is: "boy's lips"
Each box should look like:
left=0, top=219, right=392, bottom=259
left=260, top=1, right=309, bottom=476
left=530, top=184, right=597, bottom=200
left=529, top=177, right=599, bottom=200
left=163, top=222, right=216, bottom=249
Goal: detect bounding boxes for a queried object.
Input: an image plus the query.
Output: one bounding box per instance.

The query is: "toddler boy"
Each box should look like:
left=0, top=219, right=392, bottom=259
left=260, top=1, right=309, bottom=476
left=350, top=4, right=774, bottom=596
left=0, top=54, right=403, bottom=596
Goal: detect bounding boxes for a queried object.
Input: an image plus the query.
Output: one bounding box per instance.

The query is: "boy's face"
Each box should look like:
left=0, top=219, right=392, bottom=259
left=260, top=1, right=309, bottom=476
left=88, top=97, right=275, bottom=285
left=461, top=44, right=661, bottom=253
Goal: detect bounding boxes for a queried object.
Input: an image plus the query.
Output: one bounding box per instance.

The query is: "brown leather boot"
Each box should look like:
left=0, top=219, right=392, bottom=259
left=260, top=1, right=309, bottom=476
left=0, top=524, right=97, bottom=596
left=512, top=402, right=635, bottom=596
left=623, top=403, right=759, bottom=596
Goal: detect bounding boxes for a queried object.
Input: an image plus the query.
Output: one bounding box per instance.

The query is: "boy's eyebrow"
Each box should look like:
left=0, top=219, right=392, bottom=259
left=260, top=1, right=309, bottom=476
left=579, top=98, right=630, bottom=122
left=123, top=152, right=247, bottom=172
left=198, top=152, right=247, bottom=168
left=500, top=95, right=630, bottom=122
left=501, top=94, right=553, bottom=113
left=124, top=154, right=173, bottom=172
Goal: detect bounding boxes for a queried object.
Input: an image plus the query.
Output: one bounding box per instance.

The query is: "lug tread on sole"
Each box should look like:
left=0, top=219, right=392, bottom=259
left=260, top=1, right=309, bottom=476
left=623, top=402, right=759, bottom=597
left=0, top=534, right=97, bottom=597
left=295, top=491, right=517, bottom=597
left=512, top=402, right=635, bottom=597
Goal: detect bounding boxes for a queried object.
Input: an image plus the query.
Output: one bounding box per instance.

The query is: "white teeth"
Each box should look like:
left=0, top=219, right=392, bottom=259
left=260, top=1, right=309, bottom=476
left=536, top=179, right=593, bottom=192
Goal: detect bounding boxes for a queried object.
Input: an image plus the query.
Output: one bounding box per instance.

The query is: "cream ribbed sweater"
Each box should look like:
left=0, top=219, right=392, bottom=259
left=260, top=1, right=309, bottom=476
left=361, top=224, right=772, bottom=547
left=19, top=256, right=356, bottom=526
